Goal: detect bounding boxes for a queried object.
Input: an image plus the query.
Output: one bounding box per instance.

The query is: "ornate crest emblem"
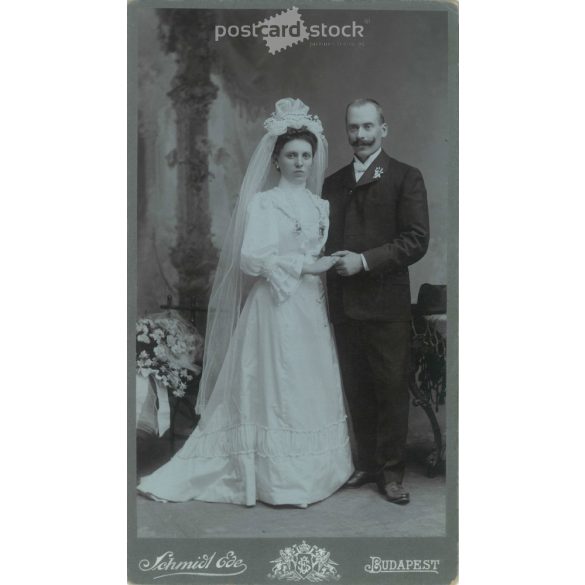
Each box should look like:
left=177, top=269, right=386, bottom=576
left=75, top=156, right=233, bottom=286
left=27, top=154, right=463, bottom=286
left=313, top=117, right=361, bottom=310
left=373, top=166, right=384, bottom=180
left=268, top=541, right=341, bottom=582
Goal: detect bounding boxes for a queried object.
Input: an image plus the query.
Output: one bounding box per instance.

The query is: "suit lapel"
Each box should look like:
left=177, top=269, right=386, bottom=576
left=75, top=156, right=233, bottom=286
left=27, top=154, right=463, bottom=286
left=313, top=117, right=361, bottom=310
left=339, top=163, right=356, bottom=189
left=348, top=151, right=391, bottom=218
left=354, top=150, right=390, bottom=189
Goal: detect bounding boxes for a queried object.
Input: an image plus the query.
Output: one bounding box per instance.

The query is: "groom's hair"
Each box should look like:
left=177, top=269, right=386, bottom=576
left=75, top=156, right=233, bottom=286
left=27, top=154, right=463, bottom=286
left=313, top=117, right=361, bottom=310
left=345, top=98, right=385, bottom=124
left=272, top=127, right=318, bottom=159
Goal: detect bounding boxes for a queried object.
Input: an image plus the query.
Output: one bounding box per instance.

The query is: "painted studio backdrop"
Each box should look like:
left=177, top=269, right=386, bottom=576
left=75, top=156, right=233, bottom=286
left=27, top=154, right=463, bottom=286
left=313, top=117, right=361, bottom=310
left=136, top=8, right=449, bottom=317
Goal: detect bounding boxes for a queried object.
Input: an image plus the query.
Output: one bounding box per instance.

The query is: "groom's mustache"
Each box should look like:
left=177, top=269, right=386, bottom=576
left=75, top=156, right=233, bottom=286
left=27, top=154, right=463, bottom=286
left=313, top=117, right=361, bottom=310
left=350, top=138, right=376, bottom=147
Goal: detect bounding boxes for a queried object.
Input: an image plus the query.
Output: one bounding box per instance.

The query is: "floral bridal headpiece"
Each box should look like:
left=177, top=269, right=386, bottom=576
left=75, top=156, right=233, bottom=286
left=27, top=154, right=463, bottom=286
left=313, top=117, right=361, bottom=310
left=263, top=98, right=325, bottom=138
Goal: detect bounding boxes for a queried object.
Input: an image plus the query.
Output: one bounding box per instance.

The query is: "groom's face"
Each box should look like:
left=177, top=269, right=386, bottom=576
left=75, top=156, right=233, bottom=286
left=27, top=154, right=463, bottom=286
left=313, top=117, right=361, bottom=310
left=346, top=104, right=388, bottom=161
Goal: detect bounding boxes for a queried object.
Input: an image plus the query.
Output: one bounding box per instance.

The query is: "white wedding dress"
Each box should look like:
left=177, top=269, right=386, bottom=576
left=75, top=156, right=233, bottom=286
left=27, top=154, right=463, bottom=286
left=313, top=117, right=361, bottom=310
left=138, top=186, right=353, bottom=506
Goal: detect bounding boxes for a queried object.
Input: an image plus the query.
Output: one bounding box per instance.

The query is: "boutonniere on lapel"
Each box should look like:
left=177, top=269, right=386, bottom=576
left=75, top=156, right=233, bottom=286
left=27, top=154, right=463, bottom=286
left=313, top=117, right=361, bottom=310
left=373, top=166, right=384, bottom=180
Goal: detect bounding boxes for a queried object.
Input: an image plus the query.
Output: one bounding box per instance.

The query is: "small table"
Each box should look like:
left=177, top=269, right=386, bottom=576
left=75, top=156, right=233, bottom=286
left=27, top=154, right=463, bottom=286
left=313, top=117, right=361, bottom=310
left=410, top=313, right=447, bottom=476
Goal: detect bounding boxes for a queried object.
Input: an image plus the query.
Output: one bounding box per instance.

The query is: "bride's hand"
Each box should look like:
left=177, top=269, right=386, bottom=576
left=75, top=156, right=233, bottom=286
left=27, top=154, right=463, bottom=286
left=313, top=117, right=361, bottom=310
left=302, top=256, right=339, bottom=275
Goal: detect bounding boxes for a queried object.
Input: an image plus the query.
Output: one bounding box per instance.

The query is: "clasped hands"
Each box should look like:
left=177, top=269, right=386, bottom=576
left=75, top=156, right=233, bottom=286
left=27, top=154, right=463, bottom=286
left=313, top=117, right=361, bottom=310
left=302, top=250, right=363, bottom=276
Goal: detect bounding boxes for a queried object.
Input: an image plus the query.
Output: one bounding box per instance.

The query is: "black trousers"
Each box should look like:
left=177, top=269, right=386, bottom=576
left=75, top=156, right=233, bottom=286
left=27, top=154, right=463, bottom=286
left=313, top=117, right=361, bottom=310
left=334, top=319, right=412, bottom=484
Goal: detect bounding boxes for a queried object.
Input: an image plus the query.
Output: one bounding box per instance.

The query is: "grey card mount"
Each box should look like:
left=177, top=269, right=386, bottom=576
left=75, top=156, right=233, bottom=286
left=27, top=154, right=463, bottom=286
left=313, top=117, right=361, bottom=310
left=128, top=1, right=458, bottom=583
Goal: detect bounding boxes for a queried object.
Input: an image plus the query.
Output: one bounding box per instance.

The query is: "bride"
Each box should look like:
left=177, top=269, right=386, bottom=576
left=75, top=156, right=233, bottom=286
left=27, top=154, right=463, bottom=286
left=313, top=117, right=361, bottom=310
left=138, top=98, right=353, bottom=507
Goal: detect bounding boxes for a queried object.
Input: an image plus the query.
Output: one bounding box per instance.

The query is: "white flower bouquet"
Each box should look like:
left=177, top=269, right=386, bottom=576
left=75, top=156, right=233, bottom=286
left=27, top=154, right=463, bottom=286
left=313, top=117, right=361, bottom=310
left=136, top=312, right=204, bottom=398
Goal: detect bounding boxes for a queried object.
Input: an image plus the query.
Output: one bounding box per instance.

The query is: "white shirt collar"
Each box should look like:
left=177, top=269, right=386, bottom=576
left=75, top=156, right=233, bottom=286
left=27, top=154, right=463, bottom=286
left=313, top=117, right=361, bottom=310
left=353, top=147, right=382, bottom=171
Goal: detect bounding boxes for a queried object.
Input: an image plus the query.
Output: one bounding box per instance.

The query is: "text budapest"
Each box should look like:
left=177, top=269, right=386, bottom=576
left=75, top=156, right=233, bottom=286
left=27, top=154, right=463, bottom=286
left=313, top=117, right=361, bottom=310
left=365, top=557, right=440, bottom=574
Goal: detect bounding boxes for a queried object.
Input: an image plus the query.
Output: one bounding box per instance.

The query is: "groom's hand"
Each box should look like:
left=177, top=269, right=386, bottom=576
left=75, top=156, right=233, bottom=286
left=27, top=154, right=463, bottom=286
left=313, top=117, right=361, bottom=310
left=332, top=251, right=363, bottom=276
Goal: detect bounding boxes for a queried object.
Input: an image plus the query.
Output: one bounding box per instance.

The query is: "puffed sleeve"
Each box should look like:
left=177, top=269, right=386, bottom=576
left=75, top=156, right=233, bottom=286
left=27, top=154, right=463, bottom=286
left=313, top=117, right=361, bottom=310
left=240, top=193, right=305, bottom=304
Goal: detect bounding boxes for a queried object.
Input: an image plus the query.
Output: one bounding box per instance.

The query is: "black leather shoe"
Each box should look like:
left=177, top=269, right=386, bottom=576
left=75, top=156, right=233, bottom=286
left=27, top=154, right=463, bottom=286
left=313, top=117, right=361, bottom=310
left=377, top=480, right=410, bottom=505
left=344, top=470, right=378, bottom=488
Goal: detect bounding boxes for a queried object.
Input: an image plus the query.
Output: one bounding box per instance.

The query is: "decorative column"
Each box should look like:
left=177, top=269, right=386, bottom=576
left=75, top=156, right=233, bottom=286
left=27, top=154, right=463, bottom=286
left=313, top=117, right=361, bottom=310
left=157, top=9, right=219, bottom=307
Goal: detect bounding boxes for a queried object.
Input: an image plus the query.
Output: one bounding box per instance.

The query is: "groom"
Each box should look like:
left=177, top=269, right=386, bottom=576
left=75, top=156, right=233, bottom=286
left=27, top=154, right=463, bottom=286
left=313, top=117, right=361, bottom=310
left=322, top=98, right=429, bottom=505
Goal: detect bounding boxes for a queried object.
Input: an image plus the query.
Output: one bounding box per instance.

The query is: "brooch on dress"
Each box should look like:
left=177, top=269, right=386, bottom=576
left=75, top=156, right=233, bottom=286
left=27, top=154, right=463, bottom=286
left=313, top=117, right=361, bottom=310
left=294, top=220, right=325, bottom=238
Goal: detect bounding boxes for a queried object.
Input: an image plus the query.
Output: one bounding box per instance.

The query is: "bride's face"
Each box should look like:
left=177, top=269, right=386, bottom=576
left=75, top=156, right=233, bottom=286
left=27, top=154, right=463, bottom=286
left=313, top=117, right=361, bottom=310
left=276, top=139, right=314, bottom=185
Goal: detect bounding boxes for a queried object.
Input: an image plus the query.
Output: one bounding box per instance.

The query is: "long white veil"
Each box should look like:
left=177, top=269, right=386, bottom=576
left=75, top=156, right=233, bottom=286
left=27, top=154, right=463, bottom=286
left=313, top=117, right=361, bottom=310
left=195, top=98, right=328, bottom=419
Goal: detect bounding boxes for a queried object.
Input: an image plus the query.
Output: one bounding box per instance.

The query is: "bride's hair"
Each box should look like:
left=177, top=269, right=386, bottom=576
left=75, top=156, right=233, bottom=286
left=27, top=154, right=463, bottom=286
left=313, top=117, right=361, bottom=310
left=272, top=127, right=318, bottom=159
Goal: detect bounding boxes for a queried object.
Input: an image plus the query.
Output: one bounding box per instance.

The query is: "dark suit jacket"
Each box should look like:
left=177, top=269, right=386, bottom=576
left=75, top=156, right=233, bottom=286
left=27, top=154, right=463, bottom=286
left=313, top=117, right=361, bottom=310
left=323, top=150, right=429, bottom=323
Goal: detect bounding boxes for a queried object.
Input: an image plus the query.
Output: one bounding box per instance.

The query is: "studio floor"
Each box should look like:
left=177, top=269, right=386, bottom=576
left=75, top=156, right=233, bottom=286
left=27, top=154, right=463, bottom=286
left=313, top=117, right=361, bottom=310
left=135, top=403, right=448, bottom=539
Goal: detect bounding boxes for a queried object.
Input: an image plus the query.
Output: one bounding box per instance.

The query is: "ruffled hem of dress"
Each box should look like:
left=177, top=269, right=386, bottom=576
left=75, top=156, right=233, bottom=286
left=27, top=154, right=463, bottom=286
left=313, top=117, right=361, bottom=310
left=174, top=418, right=350, bottom=460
